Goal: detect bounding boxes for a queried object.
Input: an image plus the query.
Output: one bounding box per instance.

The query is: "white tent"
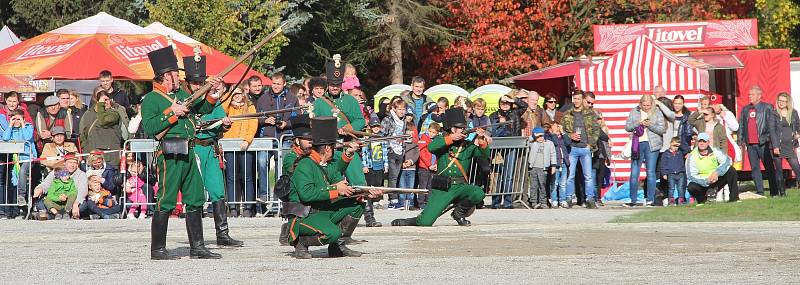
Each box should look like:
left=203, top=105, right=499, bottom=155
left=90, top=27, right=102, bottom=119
left=144, top=22, right=201, bottom=45
left=0, top=25, right=21, bottom=51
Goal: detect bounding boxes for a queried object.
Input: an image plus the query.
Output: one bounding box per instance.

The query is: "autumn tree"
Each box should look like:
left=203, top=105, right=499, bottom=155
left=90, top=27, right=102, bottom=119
left=418, top=0, right=547, bottom=88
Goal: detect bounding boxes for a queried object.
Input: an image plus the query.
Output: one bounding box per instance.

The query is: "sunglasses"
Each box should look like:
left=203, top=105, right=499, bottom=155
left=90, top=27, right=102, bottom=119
left=586, top=102, right=594, bottom=105
left=546, top=101, right=556, bottom=103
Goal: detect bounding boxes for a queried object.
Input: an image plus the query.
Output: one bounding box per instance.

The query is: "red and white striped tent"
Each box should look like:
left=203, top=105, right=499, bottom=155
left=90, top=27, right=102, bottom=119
left=574, top=35, right=709, bottom=181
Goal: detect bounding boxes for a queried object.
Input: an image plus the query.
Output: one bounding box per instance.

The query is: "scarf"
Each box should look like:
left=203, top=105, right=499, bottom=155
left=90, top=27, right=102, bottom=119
left=631, top=125, right=645, bottom=160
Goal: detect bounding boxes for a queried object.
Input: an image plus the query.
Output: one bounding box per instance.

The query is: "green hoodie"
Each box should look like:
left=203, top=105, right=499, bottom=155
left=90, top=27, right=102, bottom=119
left=46, top=178, right=77, bottom=203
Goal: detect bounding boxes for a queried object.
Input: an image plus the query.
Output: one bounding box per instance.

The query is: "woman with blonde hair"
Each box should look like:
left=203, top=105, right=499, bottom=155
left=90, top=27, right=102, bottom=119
left=774, top=92, right=800, bottom=192
left=221, top=86, right=258, bottom=217
left=624, top=94, right=665, bottom=206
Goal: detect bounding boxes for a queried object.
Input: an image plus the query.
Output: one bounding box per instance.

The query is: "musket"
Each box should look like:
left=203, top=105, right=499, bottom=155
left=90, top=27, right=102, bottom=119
left=178, top=21, right=289, bottom=107
left=334, top=134, right=410, bottom=149
left=351, top=186, right=429, bottom=197
left=464, top=120, right=514, bottom=134
left=198, top=106, right=306, bottom=130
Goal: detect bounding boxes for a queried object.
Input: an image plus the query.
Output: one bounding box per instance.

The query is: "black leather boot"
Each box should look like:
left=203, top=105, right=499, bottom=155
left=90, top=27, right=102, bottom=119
left=185, top=210, right=221, bottom=259
left=294, top=235, right=323, bottom=259
left=391, top=217, right=417, bottom=226
left=151, top=211, right=178, bottom=260
left=339, top=215, right=367, bottom=245
left=451, top=199, right=475, bottom=226
left=279, top=222, right=290, bottom=246
left=212, top=200, right=243, bottom=247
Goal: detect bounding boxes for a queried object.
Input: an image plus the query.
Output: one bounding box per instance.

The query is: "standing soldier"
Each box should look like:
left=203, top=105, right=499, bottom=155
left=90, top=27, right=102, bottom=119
left=182, top=55, right=243, bottom=248
left=287, top=117, right=380, bottom=259
left=141, top=46, right=223, bottom=260
left=392, top=108, right=490, bottom=227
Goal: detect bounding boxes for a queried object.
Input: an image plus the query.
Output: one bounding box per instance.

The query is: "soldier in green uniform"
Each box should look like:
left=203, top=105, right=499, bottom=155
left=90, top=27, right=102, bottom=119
left=287, top=116, right=381, bottom=259
left=182, top=55, right=243, bottom=247
left=310, top=55, right=368, bottom=188
left=277, top=114, right=313, bottom=246
left=391, top=108, right=491, bottom=227
left=141, top=46, right=222, bottom=260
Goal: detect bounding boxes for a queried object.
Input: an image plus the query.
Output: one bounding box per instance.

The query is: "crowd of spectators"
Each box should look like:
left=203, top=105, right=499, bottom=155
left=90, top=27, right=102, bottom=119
left=0, top=64, right=795, bottom=220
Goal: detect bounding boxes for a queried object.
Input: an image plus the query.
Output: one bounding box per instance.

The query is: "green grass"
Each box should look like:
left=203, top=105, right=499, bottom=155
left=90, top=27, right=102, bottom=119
left=613, top=189, right=800, bottom=223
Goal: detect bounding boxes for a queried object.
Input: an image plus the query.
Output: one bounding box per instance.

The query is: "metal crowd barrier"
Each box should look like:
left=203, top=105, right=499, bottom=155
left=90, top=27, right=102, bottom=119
left=468, top=136, right=531, bottom=209
left=0, top=141, right=34, bottom=219
left=220, top=137, right=281, bottom=216
left=120, top=139, right=160, bottom=218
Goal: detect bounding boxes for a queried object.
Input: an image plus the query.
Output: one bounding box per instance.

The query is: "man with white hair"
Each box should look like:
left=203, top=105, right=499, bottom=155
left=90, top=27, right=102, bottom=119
left=738, top=85, right=781, bottom=196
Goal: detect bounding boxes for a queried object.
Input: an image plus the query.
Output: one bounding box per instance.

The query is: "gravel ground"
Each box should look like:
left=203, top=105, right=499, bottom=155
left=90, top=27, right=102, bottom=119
left=0, top=206, right=798, bottom=284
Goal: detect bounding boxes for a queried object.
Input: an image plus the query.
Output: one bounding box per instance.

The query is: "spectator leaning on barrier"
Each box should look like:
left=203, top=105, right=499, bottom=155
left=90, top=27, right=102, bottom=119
left=624, top=95, right=665, bottom=207
left=527, top=127, right=556, bottom=209
left=4, top=109, right=36, bottom=205
left=39, top=126, right=78, bottom=171
left=223, top=87, right=259, bottom=217
left=80, top=88, right=124, bottom=167
left=546, top=121, right=570, bottom=208
left=33, top=154, right=87, bottom=220
left=562, top=90, right=601, bottom=209
left=36, top=95, right=66, bottom=149
left=687, top=133, right=739, bottom=204
left=738, top=85, right=781, bottom=196
left=470, top=98, right=490, bottom=127
left=489, top=90, right=528, bottom=209
left=773, top=92, right=800, bottom=194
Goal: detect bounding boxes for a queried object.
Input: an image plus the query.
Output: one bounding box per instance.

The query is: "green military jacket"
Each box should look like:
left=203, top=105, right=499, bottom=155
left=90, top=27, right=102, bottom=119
left=312, top=92, right=366, bottom=131
left=196, top=103, right=226, bottom=140
left=427, top=134, right=489, bottom=182
left=562, top=108, right=601, bottom=151
left=289, top=151, right=352, bottom=209
left=284, top=147, right=348, bottom=186
left=140, top=84, right=216, bottom=139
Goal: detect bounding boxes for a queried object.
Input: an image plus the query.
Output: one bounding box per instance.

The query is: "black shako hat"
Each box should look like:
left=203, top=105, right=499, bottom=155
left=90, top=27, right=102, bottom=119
left=311, top=116, right=338, bottom=145
left=291, top=114, right=312, bottom=139
left=147, top=46, right=180, bottom=78
left=444, top=108, right=468, bottom=129
left=325, top=54, right=346, bottom=86
left=182, top=55, right=207, bottom=82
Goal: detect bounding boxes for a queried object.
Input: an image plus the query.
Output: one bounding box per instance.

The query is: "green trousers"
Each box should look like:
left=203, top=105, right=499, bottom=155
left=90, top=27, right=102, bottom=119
left=416, top=183, right=485, bottom=226
left=344, top=153, right=367, bottom=186
left=195, top=145, right=225, bottom=202
left=154, top=148, right=206, bottom=212
left=289, top=199, right=364, bottom=245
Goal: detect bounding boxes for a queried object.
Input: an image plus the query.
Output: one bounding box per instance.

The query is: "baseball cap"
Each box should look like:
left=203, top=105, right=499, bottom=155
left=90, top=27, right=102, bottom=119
left=709, top=94, right=723, bottom=105
left=697, top=133, right=710, bottom=142
left=368, top=114, right=381, bottom=126
left=51, top=126, right=66, bottom=136
left=533, top=127, right=544, bottom=136
left=44, top=95, right=59, bottom=106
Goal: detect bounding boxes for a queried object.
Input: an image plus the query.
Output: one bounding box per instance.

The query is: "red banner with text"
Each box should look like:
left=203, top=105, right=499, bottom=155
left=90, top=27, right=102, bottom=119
left=593, top=19, right=758, bottom=54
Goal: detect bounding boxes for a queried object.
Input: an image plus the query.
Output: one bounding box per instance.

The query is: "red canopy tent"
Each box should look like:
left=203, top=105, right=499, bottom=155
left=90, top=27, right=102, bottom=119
left=0, top=12, right=267, bottom=86
left=574, top=35, right=709, bottom=181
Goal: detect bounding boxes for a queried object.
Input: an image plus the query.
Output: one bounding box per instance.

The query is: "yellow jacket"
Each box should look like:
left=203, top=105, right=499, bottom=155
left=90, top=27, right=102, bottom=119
left=222, top=101, right=258, bottom=144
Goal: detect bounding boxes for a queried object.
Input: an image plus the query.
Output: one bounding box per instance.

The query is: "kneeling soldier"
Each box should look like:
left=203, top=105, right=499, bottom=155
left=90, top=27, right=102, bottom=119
left=392, top=108, right=490, bottom=227
left=287, top=117, right=380, bottom=259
